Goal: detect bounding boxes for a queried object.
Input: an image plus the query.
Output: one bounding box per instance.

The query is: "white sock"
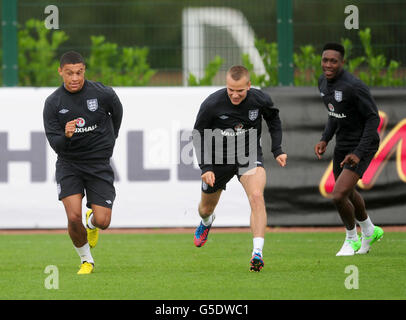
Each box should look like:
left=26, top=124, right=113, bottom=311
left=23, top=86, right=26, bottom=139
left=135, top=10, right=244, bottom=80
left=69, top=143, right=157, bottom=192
left=356, top=217, right=375, bottom=237
left=345, top=226, right=358, bottom=241
left=87, top=213, right=96, bottom=229
left=202, top=214, right=214, bottom=227
left=252, top=237, right=264, bottom=256
left=74, top=243, right=94, bottom=264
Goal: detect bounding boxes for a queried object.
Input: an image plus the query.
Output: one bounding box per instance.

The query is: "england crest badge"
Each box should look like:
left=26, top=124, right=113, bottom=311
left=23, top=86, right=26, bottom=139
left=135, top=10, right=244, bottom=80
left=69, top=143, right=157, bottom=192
left=87, top=99, right=99, bottom=112
left=248, top=109, right=259, bottom=121
left=334, top=90, right=343, bottom=102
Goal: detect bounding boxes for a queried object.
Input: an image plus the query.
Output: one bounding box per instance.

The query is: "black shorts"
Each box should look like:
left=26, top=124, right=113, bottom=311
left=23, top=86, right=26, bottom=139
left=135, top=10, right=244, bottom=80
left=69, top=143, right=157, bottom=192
left=201, top=155, right=264, bottom=194
left=333, top=148, right=377, bottom=180
left=55, top=159, right=116, bottom=209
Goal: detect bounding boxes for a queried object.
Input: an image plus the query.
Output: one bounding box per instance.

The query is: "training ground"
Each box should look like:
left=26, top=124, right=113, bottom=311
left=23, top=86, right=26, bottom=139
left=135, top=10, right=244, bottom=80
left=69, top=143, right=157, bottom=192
left=0, top=225, right=405, bottom=302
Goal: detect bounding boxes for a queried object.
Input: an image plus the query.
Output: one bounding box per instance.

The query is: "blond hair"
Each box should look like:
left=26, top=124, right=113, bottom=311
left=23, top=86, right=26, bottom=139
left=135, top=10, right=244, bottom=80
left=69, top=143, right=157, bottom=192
left=227, top=65, right=250, bottom=82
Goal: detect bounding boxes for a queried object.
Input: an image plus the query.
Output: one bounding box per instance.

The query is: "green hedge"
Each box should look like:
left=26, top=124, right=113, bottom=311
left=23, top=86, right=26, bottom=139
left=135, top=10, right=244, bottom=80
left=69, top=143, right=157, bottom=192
left=243, top=28, right=405, bottom=87
left=17, top=19, right=155, bottom=87
left=3, top=19, right=405, bottom=87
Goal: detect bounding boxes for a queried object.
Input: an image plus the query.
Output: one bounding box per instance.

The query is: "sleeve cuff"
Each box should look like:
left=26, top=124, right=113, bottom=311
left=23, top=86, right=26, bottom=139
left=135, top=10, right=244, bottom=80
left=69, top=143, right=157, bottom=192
left=200, top=165, right=214, bottom=175
left=353, top=150, right=363, bottom=160
left=272, top=148, right=284, bottom=159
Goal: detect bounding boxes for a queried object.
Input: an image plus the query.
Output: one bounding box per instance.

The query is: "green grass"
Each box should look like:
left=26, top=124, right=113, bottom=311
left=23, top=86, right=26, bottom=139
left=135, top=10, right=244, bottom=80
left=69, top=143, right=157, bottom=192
left=0, top=231, right=405, bottom=300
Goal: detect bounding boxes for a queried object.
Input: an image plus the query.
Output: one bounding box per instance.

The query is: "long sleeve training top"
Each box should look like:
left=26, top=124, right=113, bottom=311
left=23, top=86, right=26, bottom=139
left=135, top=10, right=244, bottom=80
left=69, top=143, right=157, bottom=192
left=318, top=69, right=380, bottom=158
left=43, top=80, right=123, bottom=162
left=193, top=87, right=284, bottom=174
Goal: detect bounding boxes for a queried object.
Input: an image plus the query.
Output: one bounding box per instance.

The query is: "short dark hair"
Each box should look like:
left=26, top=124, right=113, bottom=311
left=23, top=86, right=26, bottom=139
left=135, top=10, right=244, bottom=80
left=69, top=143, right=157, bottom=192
left=60, top=51, right=85, bottom=67
left=227, top=65, right=250, bottom=81
left=322, top=43, right=345, bottom=59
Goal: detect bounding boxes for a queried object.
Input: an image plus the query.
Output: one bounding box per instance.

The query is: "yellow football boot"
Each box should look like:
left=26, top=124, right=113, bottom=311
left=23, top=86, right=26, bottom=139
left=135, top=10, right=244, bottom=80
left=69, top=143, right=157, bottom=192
left=77, top=261, right=94, bottom=275
left=86, top=209, right=99, bottom=248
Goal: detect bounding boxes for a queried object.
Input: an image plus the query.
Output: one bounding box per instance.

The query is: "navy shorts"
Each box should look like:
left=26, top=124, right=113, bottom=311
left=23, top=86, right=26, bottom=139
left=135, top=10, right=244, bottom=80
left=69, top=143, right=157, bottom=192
left=201, top=154, right=264, bottom=194
left=55, top=159, right=116, bottom=209
left=333, top=148, right=377, bottom=180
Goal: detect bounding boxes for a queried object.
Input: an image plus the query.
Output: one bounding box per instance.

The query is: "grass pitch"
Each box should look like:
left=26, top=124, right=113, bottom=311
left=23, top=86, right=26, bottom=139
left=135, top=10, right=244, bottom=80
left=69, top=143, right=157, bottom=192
left=0, top=230, right=405, bottom=300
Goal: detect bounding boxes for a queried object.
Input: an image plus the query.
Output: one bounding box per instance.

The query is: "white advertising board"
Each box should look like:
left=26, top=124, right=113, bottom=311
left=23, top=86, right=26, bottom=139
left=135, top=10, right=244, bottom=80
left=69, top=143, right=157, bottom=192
left=0, top=87, right=251, bottom=228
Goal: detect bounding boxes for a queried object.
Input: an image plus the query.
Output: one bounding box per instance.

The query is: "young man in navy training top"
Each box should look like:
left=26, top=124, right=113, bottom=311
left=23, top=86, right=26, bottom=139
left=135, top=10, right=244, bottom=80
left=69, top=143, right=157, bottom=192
left=314, top=43, right=384, bottom=256
left=43, top=51, right=123, bottom=274
left=193, top=65, right=287, bottom=272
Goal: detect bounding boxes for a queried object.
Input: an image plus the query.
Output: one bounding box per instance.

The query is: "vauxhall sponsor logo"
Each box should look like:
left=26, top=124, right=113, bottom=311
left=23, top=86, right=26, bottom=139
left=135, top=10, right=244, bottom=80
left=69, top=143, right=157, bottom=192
left=327, top=103, right=347, bottom=119
left=74, top=117, right=98, bottom=133
left=75, top=124, right=98, bottom=133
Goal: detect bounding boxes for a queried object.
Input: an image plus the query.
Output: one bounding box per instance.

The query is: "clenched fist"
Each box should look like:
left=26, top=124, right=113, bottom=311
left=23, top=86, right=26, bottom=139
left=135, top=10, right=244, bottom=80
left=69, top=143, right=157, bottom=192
left=65, top=119, right=77, bottom=138
left=276, top=153, right=287, bottom=167
left=201, top=171, right=215, bottom=187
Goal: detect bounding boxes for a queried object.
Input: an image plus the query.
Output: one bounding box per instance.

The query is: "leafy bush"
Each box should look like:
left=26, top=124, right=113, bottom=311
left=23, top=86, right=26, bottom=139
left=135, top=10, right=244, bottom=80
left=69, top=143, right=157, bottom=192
left=18, top=18, right=68, bottom=86
left=242, top=28, right=405, bottom=87
left=86, top=35, right=156, bottom=86
left=340, top=38, right=365, bottom=74
left=356, top=28, right=403, bottom=86
left=8, top=20, right=405, bottom=88
left=188, top=55, right=224, bottom=86
left=293, top=45, right=322, bottom=86
left=15, top=19, right=155, bottom=87
left=242, top=39, right=278, bottom=87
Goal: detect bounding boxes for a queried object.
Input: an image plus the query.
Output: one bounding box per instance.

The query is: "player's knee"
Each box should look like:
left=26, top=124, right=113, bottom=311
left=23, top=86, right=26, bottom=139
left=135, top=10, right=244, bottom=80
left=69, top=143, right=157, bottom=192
left=348, top=190, right=360, bottom=202
left=94, top=216, right=110, bottom=230
left=99, top=222, right=110, bottom=230
left=332, top=189, right=347, bottom=203
left=67, top=211, right=83, bottom=226
left=248, top=191, right=264, bottom=208
left=98, top=221, right=110, bottom=230
left=199, top=202, right=216, bottom=217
